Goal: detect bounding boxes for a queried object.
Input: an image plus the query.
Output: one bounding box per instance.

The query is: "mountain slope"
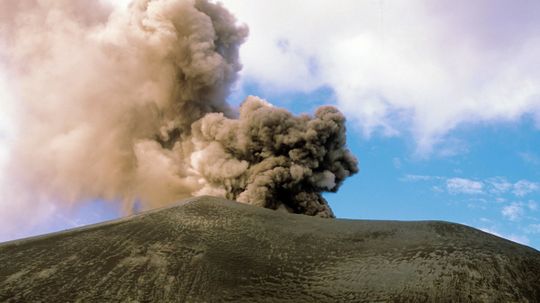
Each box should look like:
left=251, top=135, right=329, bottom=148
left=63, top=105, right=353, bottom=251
left=1, top=196, right=539, bottom=302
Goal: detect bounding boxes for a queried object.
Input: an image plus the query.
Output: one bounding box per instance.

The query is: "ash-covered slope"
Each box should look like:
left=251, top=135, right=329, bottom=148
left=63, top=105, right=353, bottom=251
left=1, top=196, right=539, bottom=302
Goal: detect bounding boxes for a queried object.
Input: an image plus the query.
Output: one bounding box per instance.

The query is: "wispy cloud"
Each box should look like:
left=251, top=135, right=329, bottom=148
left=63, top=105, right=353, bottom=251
left=479, top=217, right=492, bottom=223
left=446, top=178, right=484, bottom=195
left=501, top=201, right=538, bottom=221
left=404, top=174, right=539, bottom=239
left=512, top=180, right=539, bottom=197
left=486, top=178, right=539, bottom=197
left=486, top=177, right=513, bottom=195
left=525, top=224, right=540, bottom=234
left=519, top=152, right=540, bottom=166
left=400, top=174, right=440, bottom=182
left=502, top=202, right=525, bottom=221
left=466, top=198, right=488, bottom=210
left=495, top=197, right=507, bottom=203
left=404, top=174, right=539, bottom=198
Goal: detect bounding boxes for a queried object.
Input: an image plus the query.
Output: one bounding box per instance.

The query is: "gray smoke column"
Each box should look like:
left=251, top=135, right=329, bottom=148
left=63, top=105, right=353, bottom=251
left=192, top=97, right=358, bottom=217
left=0, top=0, right=358, bottom=219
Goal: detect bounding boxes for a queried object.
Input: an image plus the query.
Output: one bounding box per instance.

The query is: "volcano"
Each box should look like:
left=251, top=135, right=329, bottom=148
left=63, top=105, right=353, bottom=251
left=1, top=196, right=539, bottom=302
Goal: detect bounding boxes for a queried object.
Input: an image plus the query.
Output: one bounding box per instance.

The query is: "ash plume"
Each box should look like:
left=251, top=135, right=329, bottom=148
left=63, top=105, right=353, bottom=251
left=0, top=0, right=357, bottom=224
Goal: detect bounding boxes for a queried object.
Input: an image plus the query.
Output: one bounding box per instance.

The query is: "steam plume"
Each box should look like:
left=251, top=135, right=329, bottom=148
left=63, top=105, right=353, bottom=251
left=0, top=0, right=357, bottom=222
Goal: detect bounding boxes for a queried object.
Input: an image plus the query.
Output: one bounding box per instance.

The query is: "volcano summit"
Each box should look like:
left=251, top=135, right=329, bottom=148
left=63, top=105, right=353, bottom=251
left=1, top=196, right=539, bottom=302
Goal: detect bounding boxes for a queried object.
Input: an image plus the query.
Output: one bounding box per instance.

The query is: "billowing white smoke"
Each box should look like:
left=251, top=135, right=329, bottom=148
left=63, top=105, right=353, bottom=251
left=0, top=0, right=357, bottom=225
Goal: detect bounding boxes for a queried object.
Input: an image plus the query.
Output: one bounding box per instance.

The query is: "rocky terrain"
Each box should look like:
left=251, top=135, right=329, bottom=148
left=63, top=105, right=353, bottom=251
left=1, top=196, right=539, bottom=302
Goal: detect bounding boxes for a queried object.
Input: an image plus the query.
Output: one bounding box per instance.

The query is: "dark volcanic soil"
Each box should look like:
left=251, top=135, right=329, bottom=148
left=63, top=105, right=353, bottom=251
left=1, top=196, right=539, bottom=302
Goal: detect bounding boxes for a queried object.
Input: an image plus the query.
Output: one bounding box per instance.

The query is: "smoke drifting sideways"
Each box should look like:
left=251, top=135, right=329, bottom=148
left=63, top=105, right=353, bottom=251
left=0, top=0, right=358, bottom=232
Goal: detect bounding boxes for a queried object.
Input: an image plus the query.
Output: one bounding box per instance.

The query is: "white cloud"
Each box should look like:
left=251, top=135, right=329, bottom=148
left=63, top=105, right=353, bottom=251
left=402, top=174, right=540, bottom=201
left=501, top=202, right=525, bottom=221
left=446, top=178, right=484, bottom=195
left=512, top=180, right=539, bottom=197
left=222, top=0, right=540, bottom=153
left=487, top=178, right=539, bottom=197
left=486, top=177, right=513, bottom=195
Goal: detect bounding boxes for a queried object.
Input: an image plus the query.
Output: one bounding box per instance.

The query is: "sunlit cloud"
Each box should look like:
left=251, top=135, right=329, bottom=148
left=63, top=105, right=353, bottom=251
left=222, top=0, right=540, bottom=153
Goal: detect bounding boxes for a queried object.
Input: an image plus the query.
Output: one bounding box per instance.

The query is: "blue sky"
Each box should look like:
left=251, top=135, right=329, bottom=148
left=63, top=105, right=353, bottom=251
left=1, top=0, right=540, bottom=250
